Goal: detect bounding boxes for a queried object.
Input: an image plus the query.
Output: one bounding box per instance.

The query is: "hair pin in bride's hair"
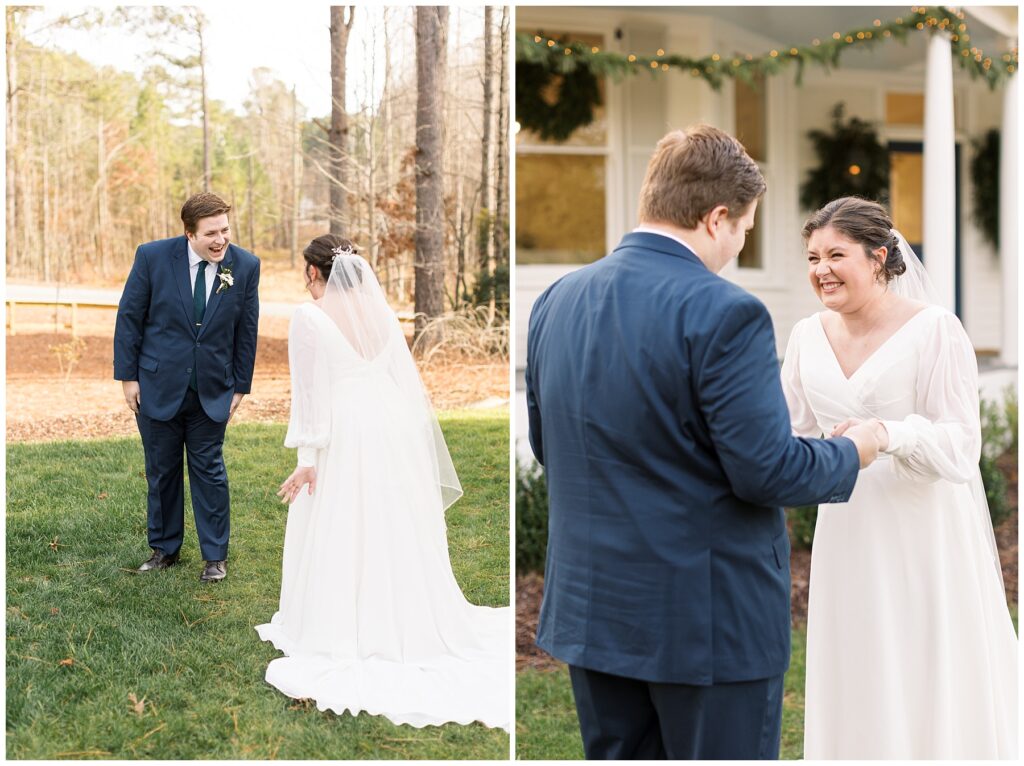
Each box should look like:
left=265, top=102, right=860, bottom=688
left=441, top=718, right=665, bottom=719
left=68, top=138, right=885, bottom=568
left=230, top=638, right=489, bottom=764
left=331, top=244, right=355, bottom=262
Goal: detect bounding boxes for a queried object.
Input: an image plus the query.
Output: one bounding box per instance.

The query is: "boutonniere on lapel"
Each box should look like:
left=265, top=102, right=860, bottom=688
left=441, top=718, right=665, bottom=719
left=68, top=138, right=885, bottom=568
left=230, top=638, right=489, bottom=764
left=216, top=267, right=234, bottom=294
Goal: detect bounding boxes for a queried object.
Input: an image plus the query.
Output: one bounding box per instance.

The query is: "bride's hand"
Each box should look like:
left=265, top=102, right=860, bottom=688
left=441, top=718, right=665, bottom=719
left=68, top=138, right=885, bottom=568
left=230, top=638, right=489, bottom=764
left=277, top=466, right=317, bottom=505
left=831, top=418, right=863, bottom=437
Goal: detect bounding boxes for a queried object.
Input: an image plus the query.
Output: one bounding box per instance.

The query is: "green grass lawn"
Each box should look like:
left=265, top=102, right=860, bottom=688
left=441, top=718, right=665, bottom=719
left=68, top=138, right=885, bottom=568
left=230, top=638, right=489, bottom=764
left=6, top=410, right=510, bottom=760
left=515, top=627, right=807, bottom=761
left=517, top=605, right=1020, bottom=760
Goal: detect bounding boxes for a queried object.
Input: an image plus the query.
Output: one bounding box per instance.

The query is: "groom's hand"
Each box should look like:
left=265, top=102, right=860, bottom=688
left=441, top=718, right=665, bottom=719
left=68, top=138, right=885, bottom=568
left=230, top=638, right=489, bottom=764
left=122, top=381, right=141, bottom=414
left=228, top=392, right=245, bottom=423
left=832, top=417, right=890, bottom=452
left=839, top=419, right=887, bottom=468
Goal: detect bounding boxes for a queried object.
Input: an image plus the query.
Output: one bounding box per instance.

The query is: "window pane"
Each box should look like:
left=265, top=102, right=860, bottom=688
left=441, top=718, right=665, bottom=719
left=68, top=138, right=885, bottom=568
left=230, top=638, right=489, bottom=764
left=886, top=92, right=924, bottom=126
left=737, top=216, right=762, bottom=269
left=734, top=74, right=766, bottom=162
left=516, top=154, right=606, bottom=264
left=889, top=150, right=924, bottom=245
left=516, top=31, right=607, bottom=148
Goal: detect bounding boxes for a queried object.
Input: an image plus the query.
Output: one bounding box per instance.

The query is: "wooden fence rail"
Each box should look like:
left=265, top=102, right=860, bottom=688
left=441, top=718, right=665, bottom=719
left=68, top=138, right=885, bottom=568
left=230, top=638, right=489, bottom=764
left=6, top=300, right=119, bottom=337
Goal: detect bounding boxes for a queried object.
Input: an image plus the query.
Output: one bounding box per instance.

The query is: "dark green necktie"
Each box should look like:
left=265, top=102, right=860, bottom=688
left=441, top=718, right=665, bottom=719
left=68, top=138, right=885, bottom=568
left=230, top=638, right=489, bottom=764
left=189, top=262, right=207, bottom=391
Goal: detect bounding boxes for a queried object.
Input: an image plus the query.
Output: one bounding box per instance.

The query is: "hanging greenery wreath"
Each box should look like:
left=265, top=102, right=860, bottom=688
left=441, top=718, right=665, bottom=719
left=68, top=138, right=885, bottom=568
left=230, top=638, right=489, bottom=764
left=970, top=128, right=1000, bottom=249
left=799, top=103, right=890, bottom=211
left=516, top=59, right=602, bottom=141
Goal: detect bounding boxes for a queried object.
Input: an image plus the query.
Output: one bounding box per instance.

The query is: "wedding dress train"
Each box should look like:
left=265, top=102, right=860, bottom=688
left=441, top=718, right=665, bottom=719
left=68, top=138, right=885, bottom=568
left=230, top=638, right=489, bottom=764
left=256, top=256, right=509, bottom=731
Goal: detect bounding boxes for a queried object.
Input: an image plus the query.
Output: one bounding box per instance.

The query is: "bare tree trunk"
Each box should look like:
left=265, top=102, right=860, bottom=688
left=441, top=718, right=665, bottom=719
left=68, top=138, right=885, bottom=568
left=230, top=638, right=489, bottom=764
left=291, top=85, right=299, bottom=267
left=381, top=8, right=394, bottom=196
left=367, top=110, right=378, bottom=269
left=329, top=6, right=355, bottom=234
left=40, top=69, right=50, bottom=281
left=247, top=122, right=256, bottom=249
left=96, top=114, right=109, bottom=278
left=479, top=6, right=495, bottom=304
left=6, top=9, right=19, bottom=271
left=414, top=6, right=448, bottom=345
left=198, top=16, right=210, bottom=191
left=493, top=6, right=510, bottom=300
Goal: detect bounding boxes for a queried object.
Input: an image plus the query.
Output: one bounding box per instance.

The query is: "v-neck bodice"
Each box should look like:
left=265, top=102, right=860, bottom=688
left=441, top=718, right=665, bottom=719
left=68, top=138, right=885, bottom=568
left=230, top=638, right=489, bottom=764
left=788, top=306, right=946, bottom=437
left=815, top=306, right=939, bottom=381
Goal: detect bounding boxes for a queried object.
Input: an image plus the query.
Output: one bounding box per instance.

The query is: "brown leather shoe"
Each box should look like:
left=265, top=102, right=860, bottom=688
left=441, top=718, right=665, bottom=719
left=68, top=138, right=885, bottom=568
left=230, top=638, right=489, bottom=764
left=200, top=560, right=226, bottom=582
left=137, top=549, right=179, bottom=572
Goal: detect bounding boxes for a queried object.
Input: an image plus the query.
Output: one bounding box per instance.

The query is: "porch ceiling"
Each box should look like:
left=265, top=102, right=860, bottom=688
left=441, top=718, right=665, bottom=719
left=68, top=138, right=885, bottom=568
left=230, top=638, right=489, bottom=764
left=625, top=6, right=1013, bottom=75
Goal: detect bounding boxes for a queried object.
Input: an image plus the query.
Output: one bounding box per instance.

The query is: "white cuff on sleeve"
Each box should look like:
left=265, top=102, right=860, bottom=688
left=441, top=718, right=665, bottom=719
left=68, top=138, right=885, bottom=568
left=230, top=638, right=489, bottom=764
left=882, top=420, right=918, bottom=458
left=297, top=446, right=318, bottom=467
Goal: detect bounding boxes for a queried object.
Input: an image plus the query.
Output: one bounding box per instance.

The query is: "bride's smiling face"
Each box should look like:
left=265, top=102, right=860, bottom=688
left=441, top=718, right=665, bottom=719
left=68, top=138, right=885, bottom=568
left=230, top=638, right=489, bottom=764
left=806, top=226, right=887, bottom=312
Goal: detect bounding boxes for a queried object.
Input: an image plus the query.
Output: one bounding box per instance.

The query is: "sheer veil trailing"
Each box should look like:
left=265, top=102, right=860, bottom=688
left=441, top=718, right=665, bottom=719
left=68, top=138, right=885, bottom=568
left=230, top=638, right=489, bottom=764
left=319, top=252, right=463, bottom=511
left=888, top=229, right=942, bottom=305
left=888, top=229, right=1004, bottom=589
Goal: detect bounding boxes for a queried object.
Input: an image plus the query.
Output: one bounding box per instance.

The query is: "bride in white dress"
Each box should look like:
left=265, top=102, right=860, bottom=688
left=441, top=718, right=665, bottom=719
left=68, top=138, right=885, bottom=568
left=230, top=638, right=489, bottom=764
left=256, top=235, right=510, bottom=731
left=781, top=197, right=1017, bottom=759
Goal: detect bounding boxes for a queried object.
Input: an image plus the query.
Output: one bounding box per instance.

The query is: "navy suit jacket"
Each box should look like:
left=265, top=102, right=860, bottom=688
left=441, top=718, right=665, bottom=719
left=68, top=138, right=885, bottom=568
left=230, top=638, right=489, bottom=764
left=113, top=236, right=260, bottom=422
left=525, top=232, right=860, bottom=685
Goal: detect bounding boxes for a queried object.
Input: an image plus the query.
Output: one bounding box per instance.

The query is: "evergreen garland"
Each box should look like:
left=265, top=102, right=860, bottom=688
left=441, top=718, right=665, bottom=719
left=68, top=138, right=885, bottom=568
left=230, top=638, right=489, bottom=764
left=800, top=104, right=890, bottom=211
left=970, top=128, right=1000, bottom=249
left=517, top=6, right=1018, bottom=141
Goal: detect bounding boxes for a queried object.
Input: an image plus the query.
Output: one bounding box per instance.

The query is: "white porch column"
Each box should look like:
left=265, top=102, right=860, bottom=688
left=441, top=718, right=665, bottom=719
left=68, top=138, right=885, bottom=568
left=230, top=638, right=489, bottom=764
left=999, top=73, right=1018, bottom=366
left=923, top=31, right=956, bottom=312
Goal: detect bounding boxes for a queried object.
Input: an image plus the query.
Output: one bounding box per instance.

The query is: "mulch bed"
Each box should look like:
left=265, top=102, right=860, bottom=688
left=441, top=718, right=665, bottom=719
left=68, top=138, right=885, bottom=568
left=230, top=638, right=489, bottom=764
left=517, top=455, right=1018, bottom=671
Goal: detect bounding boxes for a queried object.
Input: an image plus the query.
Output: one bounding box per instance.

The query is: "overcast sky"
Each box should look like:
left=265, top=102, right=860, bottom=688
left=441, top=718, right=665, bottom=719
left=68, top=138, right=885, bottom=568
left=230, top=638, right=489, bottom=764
left=25, top=4, right=487, bottom=118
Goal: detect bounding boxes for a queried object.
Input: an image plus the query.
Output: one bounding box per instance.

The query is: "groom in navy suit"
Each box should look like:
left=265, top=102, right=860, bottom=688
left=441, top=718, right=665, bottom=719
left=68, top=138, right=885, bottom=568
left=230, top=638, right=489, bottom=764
left=526, top=126, right=882, bottom=759
left=114, top=192, right=260, bottom=583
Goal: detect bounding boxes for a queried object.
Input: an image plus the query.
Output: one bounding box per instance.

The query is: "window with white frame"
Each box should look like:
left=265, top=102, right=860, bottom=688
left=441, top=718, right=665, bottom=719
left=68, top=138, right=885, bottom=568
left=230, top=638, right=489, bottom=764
left=516, top=30, right=608, bottom=265
left=734, top=73, right=766, bottom=270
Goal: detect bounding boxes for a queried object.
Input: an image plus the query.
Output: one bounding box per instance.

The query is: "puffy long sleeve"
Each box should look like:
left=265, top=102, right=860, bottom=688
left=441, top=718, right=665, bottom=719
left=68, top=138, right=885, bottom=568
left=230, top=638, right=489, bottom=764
left=781, top=317, right=823, bottom=438
left=882, top=311, right=981, bottom=484
left=285, top=305, right=331, bottom=466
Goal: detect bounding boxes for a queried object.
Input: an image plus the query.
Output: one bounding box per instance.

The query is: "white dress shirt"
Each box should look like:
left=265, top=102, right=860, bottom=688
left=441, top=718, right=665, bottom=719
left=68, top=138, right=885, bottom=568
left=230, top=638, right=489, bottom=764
left=632, top=224, right=699, bottom=257
left=187, top=242, right=217, bottom=303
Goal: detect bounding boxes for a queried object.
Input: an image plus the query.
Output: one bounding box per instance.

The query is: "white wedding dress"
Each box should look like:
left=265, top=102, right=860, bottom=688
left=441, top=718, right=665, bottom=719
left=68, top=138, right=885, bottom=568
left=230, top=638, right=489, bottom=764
left=255, top=255, right=510, bottom=731
left=782, top=305, right=1017, bottom=759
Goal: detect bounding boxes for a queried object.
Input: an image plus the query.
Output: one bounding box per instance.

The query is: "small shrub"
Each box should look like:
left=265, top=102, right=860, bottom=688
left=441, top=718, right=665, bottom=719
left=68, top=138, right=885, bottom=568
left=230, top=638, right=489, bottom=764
left=1003, top=384, right=1018, bottom=455
left=412, top=305, right=509, bottom=362
left=981, top=453, right=1011, bottom=528
left=516, top=460, right=549, bottom=574
left=788, top=505, right=818, bottom=551
left=980, top=390, right=1014, bottom=528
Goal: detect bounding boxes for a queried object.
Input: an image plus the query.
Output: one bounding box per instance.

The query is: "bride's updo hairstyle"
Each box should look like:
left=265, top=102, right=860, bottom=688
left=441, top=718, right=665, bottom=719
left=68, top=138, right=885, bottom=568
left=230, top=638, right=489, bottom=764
left=801, top=197, right=906, bottom=283
left=303, top=234, right=363, bottom=287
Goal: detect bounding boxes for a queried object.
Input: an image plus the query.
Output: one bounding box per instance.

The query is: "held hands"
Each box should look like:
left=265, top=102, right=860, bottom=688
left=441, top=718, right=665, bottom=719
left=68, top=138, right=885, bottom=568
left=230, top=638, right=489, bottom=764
left=831, top=418, right=890, bottom=468
left=277, top=465, right=317, bottom=505
left=122, top=380, right=141, bottom=414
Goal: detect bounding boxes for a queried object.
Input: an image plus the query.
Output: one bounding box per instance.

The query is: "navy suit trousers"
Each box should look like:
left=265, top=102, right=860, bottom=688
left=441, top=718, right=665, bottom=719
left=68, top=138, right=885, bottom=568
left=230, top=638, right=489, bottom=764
left=136, top=387, right=230, bottom=561
left=569, top=665, right=784, bottom=760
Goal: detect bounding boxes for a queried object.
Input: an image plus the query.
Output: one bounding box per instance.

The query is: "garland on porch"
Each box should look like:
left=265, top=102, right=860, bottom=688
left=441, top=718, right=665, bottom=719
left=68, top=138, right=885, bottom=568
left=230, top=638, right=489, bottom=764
left=799, top=104, right=890, bottom=212
left=517, top=6, right=1018, bottom=141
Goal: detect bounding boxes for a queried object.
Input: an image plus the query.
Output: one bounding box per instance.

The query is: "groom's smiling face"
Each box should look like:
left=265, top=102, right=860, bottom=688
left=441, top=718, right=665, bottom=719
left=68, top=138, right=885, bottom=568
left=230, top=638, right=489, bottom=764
left=187, top=213, right=231, bottom=263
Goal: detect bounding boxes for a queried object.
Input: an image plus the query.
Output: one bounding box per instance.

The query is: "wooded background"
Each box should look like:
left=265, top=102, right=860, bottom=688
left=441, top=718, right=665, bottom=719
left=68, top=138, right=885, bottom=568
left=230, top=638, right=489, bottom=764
left=5, top=5, right=510, bottom=327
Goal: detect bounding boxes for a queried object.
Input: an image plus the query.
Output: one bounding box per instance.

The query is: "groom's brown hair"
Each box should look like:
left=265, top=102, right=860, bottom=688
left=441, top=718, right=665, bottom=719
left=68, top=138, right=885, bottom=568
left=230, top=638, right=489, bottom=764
left=181, top=192, right=232, bottom=234
left=638, top=125, right=766, bottom=229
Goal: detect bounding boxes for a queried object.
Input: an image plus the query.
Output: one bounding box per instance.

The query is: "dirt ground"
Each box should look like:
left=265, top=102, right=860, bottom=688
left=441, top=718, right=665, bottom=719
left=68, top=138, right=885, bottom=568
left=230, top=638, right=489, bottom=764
left=6, top=303, right=508, bottom=443
left=516, top=453, right=1019, bottom=672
